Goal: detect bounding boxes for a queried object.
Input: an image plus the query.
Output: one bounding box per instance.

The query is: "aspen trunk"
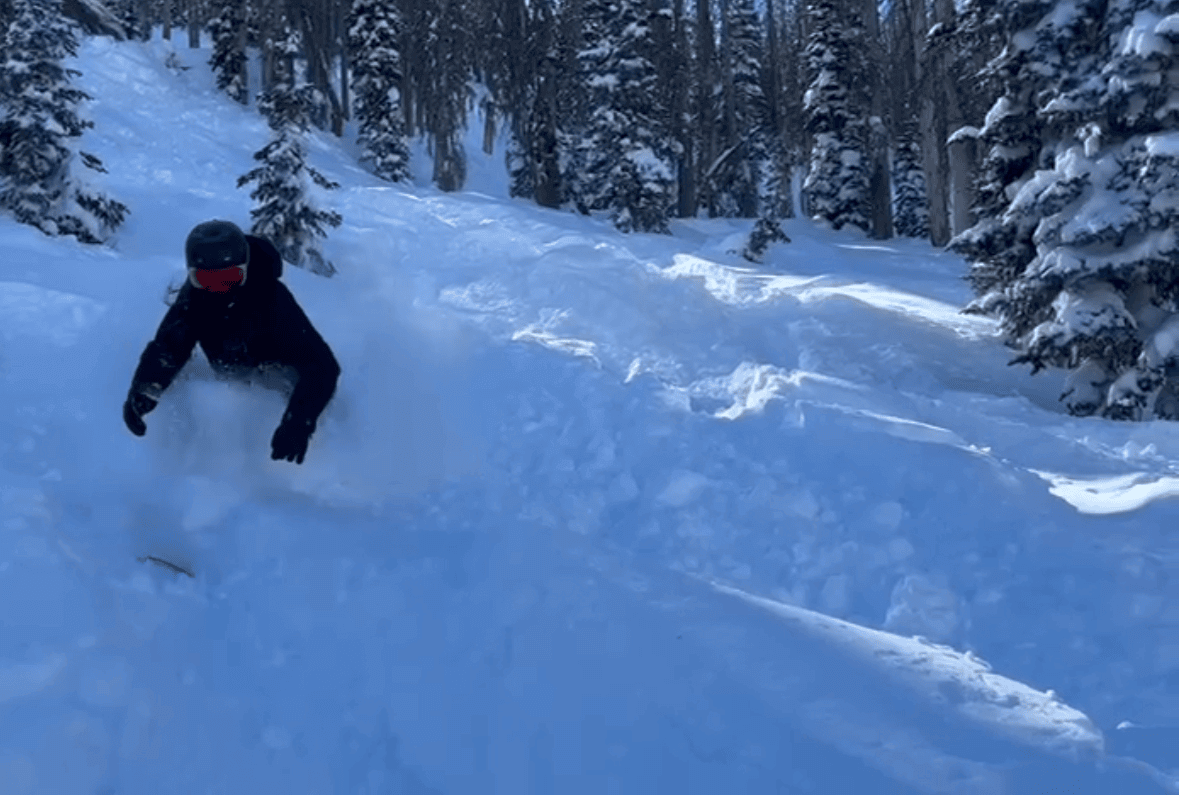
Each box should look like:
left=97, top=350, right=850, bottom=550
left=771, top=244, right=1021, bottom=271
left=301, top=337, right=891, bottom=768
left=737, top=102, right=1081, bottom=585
left=948, top=135, right=976, bottom=235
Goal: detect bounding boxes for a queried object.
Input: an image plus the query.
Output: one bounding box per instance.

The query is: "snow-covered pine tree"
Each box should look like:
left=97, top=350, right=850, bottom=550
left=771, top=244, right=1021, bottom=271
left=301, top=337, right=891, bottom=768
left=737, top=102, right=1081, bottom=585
left=563, top=0, right=610, bottom=214
left=574, top=0, right=676, bottom=233
left=548, top=0, right=590, bottom=211
left=892, top=124, right=929, bottom=238
left=952, top=0, right=1179, bottom=420
left=207, top=0, right=248, bottom=104
left=348, top=0, right=411, bottom=182
left=741, top=215, right=791, bottom=263
left=237, top=31, right=341, bottom=276
left=951, top=0, right=1007, bottom=129
left=801, top=0, right=870, bottom=232
left=0, top=0, right=127, bottom=243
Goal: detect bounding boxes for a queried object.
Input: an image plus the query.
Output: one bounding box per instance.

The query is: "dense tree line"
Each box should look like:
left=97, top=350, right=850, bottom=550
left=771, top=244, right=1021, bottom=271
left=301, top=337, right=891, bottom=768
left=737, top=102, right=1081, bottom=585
left=174, top=0, right=1012, bottom=244
left=6, top=0, right=1179, bottom=421
left=0, top=0, right=1005, bottom=245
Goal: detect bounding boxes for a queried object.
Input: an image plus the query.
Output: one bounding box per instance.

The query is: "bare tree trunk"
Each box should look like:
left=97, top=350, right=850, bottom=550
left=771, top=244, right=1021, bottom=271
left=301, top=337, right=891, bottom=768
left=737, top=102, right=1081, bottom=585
left=236, top=10, right=248, bottom=102
left=133, top=0, right=149, bottom=38
left=338, top=0, right=349, bottom=123
left=773, top=0, right=801, bottom=219
left=161, top=0, right=172, bottom=40
left=718, top=0, right=739, bottom=214
left=674, top=6, right=688, bottom=217
left=187, top=0, right=200, bottom=47
left=764, top=0, right=783, bottom=217
left=533, top=72, right=561, bottom=208
left=259, top=0, right=281, bottom=95
left=868, top=119, right=892, bottom=237
left=482, top=99, right=496, bottom=155
left=288, top=0, right=343, bottom=134
left=861, top=0, right=892, bottom=238
left=433, top=131, right=466, bottom=192
left=660, top=0, right=692, bottom=217
left=948, top=135, right=976, bottom=235
left=531, top=1, right=561, bottom=209
left=695, top=0, right=716, bottom=216
left=913, top=0, right=953, bottom=246
left=400, top=0, right=421, bottom=136
left=919, top=93, right=951, bottom=246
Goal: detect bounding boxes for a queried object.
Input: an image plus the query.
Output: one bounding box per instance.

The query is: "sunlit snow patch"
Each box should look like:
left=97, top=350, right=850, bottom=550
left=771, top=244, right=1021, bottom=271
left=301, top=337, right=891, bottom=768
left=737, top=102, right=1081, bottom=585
left=511, top=327, right=600, bottom=364
left=789, top=282, right=997, bottom=340
left=835, top=243, right=903, bottom=253
left=656, top=255, right=998, bottom=340
left=1031, top=470, right=1179, bottom=514
left=706, top=579, right=1104, bottom=760
left=715, top=364, right=859, bottom=420
left=438, top=279, right=517, bottom=315
left=0, top=282, right=106, bottom=346
left=675, top=361, right=864, bottom=420
left=835, top=407, right=983, bottom=451
left=511, top=310, right=600, bottom=364
left=657, top=253, right=817, bottom=306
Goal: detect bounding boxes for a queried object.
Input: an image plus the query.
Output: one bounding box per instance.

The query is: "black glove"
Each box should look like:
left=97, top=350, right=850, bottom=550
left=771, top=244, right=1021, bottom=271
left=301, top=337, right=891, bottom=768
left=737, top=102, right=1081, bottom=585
left=270, top=415, right=314, bottom=464
left=123, top=392, right=157, bottom=437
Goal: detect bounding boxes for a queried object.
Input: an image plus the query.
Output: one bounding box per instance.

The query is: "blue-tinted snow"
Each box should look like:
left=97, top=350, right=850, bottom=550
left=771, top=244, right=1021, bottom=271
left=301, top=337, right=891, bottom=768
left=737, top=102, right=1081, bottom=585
left=0, top=34, right=1177, bottom=794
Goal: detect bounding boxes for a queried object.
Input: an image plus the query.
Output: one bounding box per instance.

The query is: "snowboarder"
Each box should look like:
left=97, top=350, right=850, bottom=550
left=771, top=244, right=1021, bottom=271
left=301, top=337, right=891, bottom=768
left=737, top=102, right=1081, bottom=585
left=123, top=220, right=340, bottom=464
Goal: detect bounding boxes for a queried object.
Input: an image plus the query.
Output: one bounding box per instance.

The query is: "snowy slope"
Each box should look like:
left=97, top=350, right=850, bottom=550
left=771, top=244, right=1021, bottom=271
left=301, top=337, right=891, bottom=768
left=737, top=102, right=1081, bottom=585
left=1, top=35, right=1178, bottom=794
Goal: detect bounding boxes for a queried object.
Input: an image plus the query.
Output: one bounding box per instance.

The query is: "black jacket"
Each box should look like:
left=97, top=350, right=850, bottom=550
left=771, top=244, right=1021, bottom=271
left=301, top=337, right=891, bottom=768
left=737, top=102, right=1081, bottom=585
left=129, top=235, right=340, bottom=428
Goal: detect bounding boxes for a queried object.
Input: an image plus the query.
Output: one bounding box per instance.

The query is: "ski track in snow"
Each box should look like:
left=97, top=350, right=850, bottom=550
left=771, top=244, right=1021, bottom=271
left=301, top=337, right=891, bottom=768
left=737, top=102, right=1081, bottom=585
left=0, top=35, right=1176, bottom=794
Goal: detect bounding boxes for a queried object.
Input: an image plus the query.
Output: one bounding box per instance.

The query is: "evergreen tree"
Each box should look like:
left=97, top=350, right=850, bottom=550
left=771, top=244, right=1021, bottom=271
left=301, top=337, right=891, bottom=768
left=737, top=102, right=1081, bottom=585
left=574, top=0, right=676, bottom=233
left=892, top=126, right=929, bottom=238
left=951, top=0, right=1006, bottom=127
left=954, top=0, right=1179, bottom=420
left=801, top=0, right=870, bottom=232
left=741, top=215, right=791, bottom=263
left=0, top=0, right=127, bottom=243
left=238, top=31, right=341, bottom=276
left=208, top=0, right=248, bottom=104
left=550, top=0, right=587, bottom=210
left=348, top=0, right=411, bottom=182
left=564, top=0, right=609, bottom=213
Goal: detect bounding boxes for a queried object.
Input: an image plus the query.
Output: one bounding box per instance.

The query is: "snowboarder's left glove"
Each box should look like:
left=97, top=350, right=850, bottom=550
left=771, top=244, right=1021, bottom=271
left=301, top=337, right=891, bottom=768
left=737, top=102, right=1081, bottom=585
left=123, top=392, right=157, bottom=437
left=270, top=415, right=314, bottom=464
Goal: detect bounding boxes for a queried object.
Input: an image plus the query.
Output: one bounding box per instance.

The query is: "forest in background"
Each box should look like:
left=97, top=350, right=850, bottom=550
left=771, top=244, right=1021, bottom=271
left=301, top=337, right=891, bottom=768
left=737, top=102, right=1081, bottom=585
left=6, top=0, right=1179, bottom=423
left=2, top=0, right=987, bottom=241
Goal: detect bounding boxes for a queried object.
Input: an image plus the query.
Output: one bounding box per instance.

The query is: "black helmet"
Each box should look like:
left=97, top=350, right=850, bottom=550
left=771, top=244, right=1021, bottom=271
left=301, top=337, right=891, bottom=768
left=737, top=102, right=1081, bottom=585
left=185, top=220, right=249, bottom=270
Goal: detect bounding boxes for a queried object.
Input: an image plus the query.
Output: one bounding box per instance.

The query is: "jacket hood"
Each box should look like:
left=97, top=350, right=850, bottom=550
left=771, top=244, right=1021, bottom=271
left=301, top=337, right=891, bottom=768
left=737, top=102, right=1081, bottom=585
left=246, top=235, right=283, bottom=282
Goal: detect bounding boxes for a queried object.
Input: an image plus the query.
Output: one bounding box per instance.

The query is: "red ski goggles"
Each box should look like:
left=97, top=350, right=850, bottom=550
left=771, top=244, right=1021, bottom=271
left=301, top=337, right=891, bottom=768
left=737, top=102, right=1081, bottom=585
left=188, top=263, right=247, bottom=293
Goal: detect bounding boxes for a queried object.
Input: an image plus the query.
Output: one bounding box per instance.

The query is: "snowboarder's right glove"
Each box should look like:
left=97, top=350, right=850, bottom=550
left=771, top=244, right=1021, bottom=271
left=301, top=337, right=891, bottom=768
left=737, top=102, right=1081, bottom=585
left=270, top=415, right=314, bottom=464
left=123, top=392, right=157, bottom=437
